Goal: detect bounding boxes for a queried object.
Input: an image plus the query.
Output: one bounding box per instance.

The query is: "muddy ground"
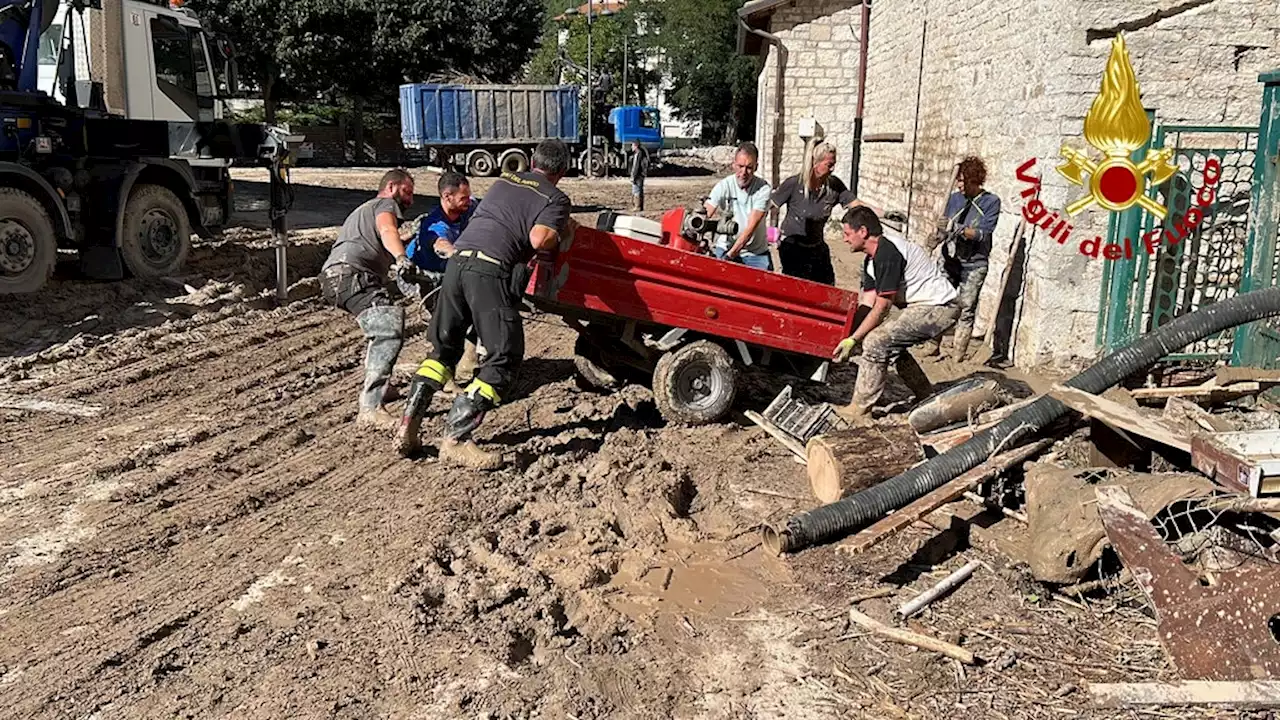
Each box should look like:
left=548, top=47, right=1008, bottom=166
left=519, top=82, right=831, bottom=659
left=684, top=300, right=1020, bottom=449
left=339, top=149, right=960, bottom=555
left=0, top=166, right=1249, bottom=719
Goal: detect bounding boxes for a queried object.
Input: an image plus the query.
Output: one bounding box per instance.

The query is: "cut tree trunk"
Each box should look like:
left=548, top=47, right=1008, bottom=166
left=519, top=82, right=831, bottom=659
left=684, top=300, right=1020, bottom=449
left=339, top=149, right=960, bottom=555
left=806, top=423, right=923, bottom=504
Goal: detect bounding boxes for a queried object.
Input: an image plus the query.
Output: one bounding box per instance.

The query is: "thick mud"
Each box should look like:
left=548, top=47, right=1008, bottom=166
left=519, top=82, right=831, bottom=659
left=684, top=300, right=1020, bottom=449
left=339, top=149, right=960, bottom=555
left=0, top=169, right=1198, bottom=719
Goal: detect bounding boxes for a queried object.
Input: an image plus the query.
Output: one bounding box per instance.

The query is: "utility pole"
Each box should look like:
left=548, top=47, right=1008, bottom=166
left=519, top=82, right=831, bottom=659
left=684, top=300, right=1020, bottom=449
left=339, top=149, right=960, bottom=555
left=587, top=3, right=593, bottom=178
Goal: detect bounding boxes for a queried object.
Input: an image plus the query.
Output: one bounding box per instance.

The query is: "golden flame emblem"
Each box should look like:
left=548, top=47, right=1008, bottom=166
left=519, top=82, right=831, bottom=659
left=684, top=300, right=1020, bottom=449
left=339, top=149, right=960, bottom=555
left=1056, top=34, right=1178, bottom=219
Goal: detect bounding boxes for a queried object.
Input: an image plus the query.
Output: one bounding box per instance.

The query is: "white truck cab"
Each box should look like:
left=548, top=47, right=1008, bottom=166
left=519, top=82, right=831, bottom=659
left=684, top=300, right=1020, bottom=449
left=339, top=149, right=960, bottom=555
left=38, top=0, right=232, bottom=123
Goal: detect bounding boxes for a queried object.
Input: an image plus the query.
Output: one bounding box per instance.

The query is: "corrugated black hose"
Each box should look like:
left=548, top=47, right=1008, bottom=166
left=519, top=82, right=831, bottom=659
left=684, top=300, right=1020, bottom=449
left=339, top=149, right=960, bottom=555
left=762, top=286, right=1280, bottom=555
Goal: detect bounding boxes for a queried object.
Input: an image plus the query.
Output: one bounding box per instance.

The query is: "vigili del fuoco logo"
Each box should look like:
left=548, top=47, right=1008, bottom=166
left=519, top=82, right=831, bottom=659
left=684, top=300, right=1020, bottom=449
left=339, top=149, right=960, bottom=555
left=1014, top=33, right=1222, bottom=261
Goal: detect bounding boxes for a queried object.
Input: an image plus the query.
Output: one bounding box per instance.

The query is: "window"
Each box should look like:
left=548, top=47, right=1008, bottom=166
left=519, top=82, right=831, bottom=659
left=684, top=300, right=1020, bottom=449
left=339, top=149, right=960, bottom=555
left=37, top=23, right=63, bottom=66
left=641, top=109, right=659, bottom=130
left=151, top=16, right=195, bottom=94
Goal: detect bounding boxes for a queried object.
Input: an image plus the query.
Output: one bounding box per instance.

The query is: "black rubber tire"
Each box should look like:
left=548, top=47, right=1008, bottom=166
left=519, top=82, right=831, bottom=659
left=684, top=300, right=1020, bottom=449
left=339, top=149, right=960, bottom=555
left=652, top=340, right=737, bottom=425
left=467, top=150, right=498, bottom=177
left=0, top=188, right=57, bottom=294
left=579, top=149, right=606, bottom=178
left=120, top=184, right=190, bottom=278
left=499, top=149, right=530, bottom=174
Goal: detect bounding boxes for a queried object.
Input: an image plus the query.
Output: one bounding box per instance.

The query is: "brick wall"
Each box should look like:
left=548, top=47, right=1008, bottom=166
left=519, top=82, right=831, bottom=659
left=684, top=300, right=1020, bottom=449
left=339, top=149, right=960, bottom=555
left=753, top=0, right=1280, bottom=367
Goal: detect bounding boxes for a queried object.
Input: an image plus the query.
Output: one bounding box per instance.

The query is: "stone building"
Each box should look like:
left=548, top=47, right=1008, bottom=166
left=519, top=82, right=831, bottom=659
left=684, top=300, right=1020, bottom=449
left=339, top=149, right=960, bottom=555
left=738, top=0, right=1280, bottom=367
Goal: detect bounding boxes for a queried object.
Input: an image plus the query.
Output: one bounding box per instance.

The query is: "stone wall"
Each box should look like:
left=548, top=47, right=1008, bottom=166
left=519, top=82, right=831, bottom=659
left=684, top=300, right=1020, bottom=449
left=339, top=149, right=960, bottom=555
left=754, top=0, right=865, bottom=191
left=750, top=0, right=1280, bottom=367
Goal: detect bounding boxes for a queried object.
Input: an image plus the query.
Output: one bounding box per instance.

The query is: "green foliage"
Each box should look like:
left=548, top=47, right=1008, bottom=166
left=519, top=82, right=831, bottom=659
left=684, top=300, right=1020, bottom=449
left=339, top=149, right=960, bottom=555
left=634, top=0, right=757, bottom=143
left=186, top=0, right=547, bottom=114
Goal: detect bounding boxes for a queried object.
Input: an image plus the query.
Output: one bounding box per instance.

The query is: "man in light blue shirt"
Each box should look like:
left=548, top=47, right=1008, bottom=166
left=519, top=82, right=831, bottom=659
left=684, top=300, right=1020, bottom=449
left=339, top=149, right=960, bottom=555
left=704, top=142, right=773, bottom=271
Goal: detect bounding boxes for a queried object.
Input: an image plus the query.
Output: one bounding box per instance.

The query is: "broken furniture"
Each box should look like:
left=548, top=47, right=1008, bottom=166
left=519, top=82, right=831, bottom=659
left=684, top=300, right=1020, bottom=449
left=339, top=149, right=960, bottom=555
left=1191, top=429, right=1280, bottom=497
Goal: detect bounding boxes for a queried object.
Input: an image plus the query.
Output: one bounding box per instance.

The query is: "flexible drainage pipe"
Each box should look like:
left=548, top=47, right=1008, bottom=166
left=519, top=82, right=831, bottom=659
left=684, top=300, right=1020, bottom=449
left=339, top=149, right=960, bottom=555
left=762, top=286, right=1280, bottom=555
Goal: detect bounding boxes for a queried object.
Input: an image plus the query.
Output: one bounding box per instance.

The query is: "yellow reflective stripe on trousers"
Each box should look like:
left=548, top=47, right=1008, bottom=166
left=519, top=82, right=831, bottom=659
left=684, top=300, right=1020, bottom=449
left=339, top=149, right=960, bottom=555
left=465, top=378, right=501, bottom=404
left=415, top=358, right=452, bottom=385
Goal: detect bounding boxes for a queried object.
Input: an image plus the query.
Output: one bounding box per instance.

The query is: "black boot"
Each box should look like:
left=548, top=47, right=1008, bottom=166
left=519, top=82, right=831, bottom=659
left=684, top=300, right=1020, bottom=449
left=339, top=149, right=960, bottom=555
left=394, top=375, right=442, bottom=457
left=438, top=389, right=502, bottom=470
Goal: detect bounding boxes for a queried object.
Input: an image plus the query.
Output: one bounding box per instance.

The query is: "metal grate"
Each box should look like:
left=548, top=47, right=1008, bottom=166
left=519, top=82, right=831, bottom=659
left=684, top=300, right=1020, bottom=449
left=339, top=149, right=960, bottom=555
left=762, top=385, right=846, bottom=444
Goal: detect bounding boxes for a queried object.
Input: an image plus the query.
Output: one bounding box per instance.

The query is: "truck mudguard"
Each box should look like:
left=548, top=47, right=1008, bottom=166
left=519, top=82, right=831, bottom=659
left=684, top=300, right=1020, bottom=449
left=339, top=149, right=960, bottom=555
left=0, top=161, right=73, bottom=241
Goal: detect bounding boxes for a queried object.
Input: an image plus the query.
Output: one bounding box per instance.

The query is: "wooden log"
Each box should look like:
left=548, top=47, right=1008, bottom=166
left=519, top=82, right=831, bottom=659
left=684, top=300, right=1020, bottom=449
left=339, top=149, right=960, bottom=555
left=838, top=438, right=1054, bottom=555
left=1089, top=681, right=1280, bottom=708
left=806, top=424, right=923, bottom=504
left=847, top=607, right=977, bottom=665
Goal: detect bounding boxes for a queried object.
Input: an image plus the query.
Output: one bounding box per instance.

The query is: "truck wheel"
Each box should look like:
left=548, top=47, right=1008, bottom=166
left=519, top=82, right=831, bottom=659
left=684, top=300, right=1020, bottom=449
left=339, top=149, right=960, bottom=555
left=652, top=340, right=737, bottom=425
left=0, top=188, right=57, bottom=294
left=120, top=184, right=191, bottom=279
left=466, top=150, right=497, bottom=177
left=499, top=149, right=529, bottom=174
left=579, top=149, right=606, bottom=178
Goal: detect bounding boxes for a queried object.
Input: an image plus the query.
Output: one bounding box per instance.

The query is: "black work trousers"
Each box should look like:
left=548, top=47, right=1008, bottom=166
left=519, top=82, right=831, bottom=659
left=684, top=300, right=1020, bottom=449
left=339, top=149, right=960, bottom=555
left=427, top=254, right=524, bottom=401
left=778, top=236, right=836, bottom=285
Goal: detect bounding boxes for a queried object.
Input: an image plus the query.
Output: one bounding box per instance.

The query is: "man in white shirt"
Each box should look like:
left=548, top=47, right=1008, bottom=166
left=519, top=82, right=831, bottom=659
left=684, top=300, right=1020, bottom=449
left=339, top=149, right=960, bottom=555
left=832, top=205, right=960, bottom=423
left=704, top=142, right=773, bottom=271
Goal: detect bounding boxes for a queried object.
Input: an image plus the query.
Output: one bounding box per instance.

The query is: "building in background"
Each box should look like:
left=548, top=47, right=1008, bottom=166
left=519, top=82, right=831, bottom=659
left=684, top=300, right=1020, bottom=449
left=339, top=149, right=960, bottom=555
left=739, top=0, right=1280, bottom=367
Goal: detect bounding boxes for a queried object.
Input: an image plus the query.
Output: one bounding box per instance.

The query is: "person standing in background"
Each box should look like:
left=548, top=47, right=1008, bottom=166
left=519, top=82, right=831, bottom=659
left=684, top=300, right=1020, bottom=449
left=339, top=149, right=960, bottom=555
left=629, top=140, right=649, bottom=212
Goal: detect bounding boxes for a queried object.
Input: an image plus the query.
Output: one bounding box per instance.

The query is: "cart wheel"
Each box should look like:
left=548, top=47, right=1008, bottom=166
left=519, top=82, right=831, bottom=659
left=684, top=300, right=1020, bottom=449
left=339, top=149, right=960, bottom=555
left=652, top=340, right=737, bottom=425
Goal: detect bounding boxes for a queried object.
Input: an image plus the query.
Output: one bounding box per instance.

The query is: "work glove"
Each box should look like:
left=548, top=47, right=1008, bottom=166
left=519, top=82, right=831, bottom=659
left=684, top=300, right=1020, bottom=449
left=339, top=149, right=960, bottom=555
left=394, top=254, right=417, bottom=279
left=833, top=336, right=862, bottom=363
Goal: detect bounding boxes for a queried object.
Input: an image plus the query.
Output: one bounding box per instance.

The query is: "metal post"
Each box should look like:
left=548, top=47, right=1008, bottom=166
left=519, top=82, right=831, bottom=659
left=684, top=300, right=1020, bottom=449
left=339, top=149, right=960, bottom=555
left=622, top=31, right=628, bottom=106
left=904, top=20, right=926, bottom=240
left=270, top=162, right=289, bottom=302
left=1099, top=108, right=1156, bottom=352
left=586, top=3, right=594, bottom=179
left=1232, top=69, right=1280, bottom=367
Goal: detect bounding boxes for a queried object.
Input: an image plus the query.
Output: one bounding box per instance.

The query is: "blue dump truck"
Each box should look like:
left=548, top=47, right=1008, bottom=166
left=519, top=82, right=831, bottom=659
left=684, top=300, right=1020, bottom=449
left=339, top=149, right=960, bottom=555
left=399, top=83, right=661, bottom=177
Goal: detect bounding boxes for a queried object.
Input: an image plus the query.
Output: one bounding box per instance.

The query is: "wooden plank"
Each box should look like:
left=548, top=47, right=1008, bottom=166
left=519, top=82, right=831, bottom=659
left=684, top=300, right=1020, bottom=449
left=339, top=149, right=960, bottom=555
left=1089, top=681, right=1280, bottom=708
left=0, top=393, right=105, bottom=418
left=1215, top=366, right=1280, bottom=385
left=1048, top=384, right=1190, bottom=452
left=744, top=410, right=807, bottom=464
left=1130, top=381, right=1261, bottom=401
left=837, top=438, right=1053, bottom=555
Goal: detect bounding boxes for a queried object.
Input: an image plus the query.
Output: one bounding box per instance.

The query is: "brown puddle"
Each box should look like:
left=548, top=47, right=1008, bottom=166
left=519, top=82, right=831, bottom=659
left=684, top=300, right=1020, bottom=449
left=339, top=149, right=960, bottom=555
left=603, top=542, right=782, bottom=621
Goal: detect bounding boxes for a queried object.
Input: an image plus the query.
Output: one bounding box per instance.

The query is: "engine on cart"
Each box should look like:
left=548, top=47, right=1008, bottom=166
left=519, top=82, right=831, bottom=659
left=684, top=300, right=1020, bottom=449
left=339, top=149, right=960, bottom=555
left=678, top=205, right=737, bottom=254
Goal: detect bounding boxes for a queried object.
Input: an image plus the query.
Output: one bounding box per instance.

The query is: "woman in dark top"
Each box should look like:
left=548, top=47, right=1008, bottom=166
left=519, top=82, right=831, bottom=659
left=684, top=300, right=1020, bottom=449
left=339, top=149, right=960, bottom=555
left=770, top=142, right=864, bottom=285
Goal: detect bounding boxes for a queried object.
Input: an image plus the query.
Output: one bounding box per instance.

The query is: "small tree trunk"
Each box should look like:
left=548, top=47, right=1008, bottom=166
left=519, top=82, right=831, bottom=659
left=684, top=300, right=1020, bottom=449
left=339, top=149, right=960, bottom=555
left=352, top=96, right=366, bottom=165
left=263, top=74, right=277, bottom=124
left=806, top=424, right=924, bottom=504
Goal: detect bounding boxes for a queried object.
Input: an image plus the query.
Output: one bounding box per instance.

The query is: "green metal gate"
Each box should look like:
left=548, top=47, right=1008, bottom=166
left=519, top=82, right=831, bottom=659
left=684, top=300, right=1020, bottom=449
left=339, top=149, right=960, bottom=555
left=1233, top=70, right=1280, bottom=368
left=1096, top=123, right=1260, bottom=360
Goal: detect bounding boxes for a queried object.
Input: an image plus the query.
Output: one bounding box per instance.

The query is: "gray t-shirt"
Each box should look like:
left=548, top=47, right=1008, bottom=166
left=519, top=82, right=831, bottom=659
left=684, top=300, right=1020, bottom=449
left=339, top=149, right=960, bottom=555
left=707, top=174, right=772, bottom=255
left=322, top=197, right=404, bottom=276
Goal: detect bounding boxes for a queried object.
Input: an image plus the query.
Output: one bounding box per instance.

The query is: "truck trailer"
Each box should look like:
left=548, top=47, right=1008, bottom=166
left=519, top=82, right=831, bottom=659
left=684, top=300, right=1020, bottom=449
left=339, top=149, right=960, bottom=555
left=398, top=82, right=661, bottom=178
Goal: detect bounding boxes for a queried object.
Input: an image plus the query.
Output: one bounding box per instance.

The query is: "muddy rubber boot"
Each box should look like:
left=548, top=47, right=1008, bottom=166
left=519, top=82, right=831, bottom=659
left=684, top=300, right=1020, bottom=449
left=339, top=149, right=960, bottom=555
left=438, top=388, right=503, bottom=470
left=919, top=336, right=942, bottom=357
left=355, top=305, right=405, bottom=425
left=895, top=352, right=935, bottom=401
left=836, top=359, right=884, bottom=427
left=455, top=341, right=480, bottom=385
left=394, top=374, right=442, bottom=457
left=950, top=321, right=974, bottom=363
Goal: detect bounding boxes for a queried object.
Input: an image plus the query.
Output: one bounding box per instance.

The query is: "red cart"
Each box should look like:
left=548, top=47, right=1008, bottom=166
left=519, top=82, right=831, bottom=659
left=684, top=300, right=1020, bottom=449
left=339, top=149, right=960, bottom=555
left=525, top=209, right=860, bottom=424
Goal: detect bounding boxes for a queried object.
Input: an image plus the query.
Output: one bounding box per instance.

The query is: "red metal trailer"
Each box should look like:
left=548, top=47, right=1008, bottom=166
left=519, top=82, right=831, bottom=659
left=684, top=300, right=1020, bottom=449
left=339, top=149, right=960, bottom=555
left=524, top=209, right=861, bottom=424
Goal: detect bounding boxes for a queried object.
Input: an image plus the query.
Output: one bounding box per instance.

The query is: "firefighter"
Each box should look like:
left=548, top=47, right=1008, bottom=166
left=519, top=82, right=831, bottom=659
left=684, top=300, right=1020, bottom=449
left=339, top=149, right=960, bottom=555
left=318, top=168, right=417, bottom=428
left=394, top=139, right=575, bottom=468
